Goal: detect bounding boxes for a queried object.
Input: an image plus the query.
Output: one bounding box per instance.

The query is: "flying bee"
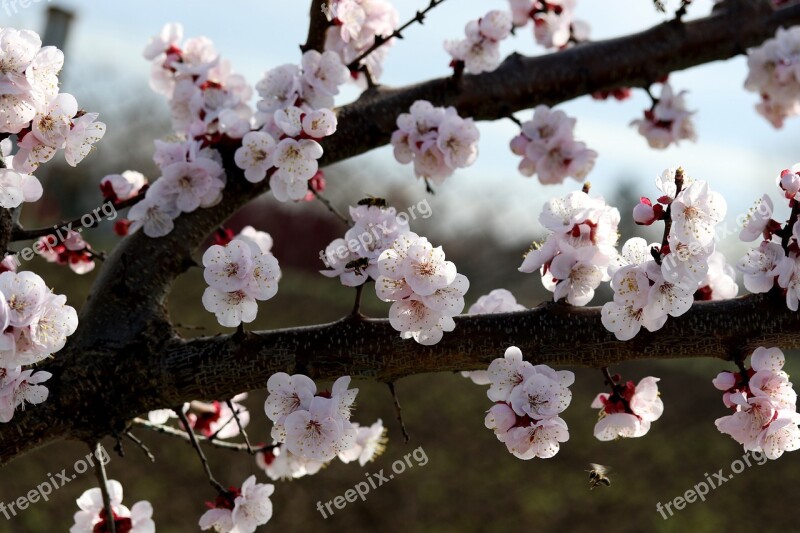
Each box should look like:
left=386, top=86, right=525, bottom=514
left=345, top=257, right=370, bottom=276
left=587, top=463, right=611, bottom=490
left=357, top=196, right=387, bottom=208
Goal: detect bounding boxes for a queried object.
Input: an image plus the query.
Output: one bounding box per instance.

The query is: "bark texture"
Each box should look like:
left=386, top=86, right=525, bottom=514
left=1, top=0, right=799, bottom=465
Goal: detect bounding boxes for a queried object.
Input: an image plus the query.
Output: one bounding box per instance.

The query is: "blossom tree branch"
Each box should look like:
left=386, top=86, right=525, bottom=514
left=327, top=0, right=800, bottom=164
left=131, top=417, right=268, bottom=453
left=301, top=0, right=332, bottom=53
left=6, top=290, right=800, bottom=467
left=2, top=0, right=800, bottom=468
left=346, top=0, right=450, bottom=70
left=10, top=192, right=146, bottom=242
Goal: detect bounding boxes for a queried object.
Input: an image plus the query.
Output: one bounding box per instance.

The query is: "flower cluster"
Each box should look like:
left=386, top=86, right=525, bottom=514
left=0, top=271, right=77, bottom=422
left=36, top=230, right=96, bottom=275
left=444, top=10, right=512, bottom=74
left=70, top=480, right=154, bottom=533
left=391, top=100, right=480, bottom=184
left=484, top=347, right=573, bottom=459
left=695, top=251, right=739, bottom=301
left=179, top=394, right=250, bottom=440
left=461, top=289, right=526, bottom=385
left=264, top=373, right=361, bottom=462
left=320, top=200, right=410, bottom=286
left=257, top=419, right=386, bottom=481
left=144, top=23, right=253, bottom=140
left=100, top=170, right=149, bottom=236
left=1, top=28, right=105, bottom=208
left=199, top=475, right=274, bottom=533
left=323, top=0, right=399, bottom=84
left=509, top=105, right=597, bottom=184
left=127, top=140, right=225, bottom=238
left=591, top=375, right=663, bottom=440
left=337, top=419, right=388, bottom=466
left=202, top=227, right=281, bottom=327
left=508, top=0, right=589, bottom=49
left=631, top=82, right=696, bottom=149
left=0, top=139, right=40, bottom=209
left=519, top=191, right=619, bottom=306
left=735, top=164, right=800, bottom=311
left=235, top=106, right=337, bottom=202
left=714, top=347, right=800, bottom=460
left=376, top=232, right=469, bottom=345
left=256, top=50, right=348, bottom=114
left=745, top=27, right=800, bottom=128
left=256, top=445, right=324, bottom=481
left=100, top=170, right=148, bottom=204
left=603, top=170, right=732, bottom=340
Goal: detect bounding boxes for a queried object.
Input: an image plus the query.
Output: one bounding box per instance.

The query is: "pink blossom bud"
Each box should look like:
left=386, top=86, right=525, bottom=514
left=485, top=403, right=517, bottom=434
left=509, top=134, right=529, bottom=156
left=779, top=169, right=800, bottom=199
left=712, top=371, right=736, bottom=391
left=633, top=197, right=662, bottom=225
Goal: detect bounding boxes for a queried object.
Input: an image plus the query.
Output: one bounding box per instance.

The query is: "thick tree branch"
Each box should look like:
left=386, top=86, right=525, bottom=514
left=2, top=1, right=800, bottom=467
left=301, top=0, right=332, bottom=53
left=325, top=1, right=800, bottom=164
left=2, top=285, right=799, bottom=466
left=157, top=293, right=800, bottom=401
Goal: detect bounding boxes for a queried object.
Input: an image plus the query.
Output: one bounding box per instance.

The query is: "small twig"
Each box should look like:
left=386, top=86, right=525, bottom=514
left=351, top=284, right=365, bottom=317
left=92, top=442, right=117, bottom=533
left=424, top=179, right=436, bottom=195
left=86, top=248, right=107, bottom=262
left=601, top=366, right=617, bottom=389
left=387, top=382, right=410, bottom=443
left=226, top=399, right=254, bottom=455
left=506, top=114, right=522, bottom=127
left=125, top=432, right=155, bottom=462
left=112, top=431, right=124, bottom=458
left=133, top=417, right=272, bottom=453
left=643, top=85, right=659, bottom=107
left=312, top=188, right=351, bottom=227
left=175, top=408, right=228, bottom=494
left=207, top=404, right=249, bottom=442
left=655, top=167, right=684, bottom=264
left=11, top=192, right=146, bottom=242
left=675, top=0, right=691, bottom=20
left=734, top=351, right=750, bottom=387
left=347, top=0, right=450, bottom=70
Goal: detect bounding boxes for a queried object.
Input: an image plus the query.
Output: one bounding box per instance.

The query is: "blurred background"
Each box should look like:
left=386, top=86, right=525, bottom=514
left=1, top=0, right=800, bottom=531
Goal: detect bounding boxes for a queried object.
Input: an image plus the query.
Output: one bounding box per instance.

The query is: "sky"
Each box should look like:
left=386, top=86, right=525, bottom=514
left=2, top=0, right=799, bottom=254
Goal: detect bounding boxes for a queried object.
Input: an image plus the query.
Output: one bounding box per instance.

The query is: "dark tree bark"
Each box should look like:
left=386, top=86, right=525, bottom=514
left=2, top=0, right=800, bottom=466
